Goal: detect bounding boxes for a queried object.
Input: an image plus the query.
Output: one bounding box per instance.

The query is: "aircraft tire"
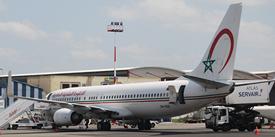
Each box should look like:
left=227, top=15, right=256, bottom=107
left=144, top=120, right=151, bottom=130
left=105, top=122, right=111, bottom=131
left=138, top=122, right=144, bottom=130
left=97, top=122, right=104, bottom=131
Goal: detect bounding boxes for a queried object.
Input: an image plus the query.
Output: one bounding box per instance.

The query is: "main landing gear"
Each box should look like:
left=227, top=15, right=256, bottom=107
left=138, top=119, right=151, bottom=130
left=97, top=121, right=111, bottom=131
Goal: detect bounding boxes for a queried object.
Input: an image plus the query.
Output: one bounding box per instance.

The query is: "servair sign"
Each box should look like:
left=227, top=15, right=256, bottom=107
left=226, top=82, right=269, bottom=105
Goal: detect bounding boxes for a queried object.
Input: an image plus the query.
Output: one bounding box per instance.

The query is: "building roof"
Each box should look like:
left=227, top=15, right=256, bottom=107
left=3, top=66, right=185, bottom=78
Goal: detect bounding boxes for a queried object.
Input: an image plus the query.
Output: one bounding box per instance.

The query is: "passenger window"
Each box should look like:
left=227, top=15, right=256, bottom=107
left=134, top=94, right=136, bottom=98
left=137, top=94, right=139, bottom=98
left=154, top=94, right=156, bottom=97
left=157, top=93, right=159, bottom=97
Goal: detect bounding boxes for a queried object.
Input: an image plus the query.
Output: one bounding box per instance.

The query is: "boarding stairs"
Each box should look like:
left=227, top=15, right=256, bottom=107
left=0, top=99, right=35, bottom=129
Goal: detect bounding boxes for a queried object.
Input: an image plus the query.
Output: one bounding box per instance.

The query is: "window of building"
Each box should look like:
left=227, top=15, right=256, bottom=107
left=60, top=82, right=81, bottom=89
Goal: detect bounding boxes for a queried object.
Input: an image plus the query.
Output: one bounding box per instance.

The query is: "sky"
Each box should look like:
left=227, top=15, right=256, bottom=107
left=0, top=0, right=274, bottom=75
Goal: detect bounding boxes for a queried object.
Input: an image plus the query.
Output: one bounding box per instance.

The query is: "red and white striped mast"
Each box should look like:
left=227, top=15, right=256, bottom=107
left=107, top=22, right=123, bottom=84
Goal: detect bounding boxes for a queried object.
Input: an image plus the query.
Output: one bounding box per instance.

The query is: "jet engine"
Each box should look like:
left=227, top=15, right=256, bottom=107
left=53, top=108, right=83, bottom=126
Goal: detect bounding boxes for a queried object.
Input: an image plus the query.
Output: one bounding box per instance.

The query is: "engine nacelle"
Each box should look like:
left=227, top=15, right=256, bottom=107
left=53, top=108, right=83, bottom=126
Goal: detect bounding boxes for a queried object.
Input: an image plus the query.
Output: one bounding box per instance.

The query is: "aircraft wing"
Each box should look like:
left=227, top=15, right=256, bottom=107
left=9, top=95, right=119, bottom=115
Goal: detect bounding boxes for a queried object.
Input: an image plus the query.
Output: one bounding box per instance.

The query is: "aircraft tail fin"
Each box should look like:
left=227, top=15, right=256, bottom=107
left=185, top=3, right=242, bottom=87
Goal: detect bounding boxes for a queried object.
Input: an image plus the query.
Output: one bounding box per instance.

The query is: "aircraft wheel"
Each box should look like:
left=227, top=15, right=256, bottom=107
left=144, top=120, right=151, bottom=130
left=105, top=122, right=111, bottom=131
left=138, top=122, right=144, bottom=130
left=97, top=122, right=104, bottom=131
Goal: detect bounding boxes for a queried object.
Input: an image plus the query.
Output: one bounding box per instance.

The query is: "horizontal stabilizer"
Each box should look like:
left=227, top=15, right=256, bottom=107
left=184, top=75, right=230, bottom=89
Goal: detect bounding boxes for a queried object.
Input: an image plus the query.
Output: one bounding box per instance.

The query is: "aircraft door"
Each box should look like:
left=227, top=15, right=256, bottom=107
left=178, top=85, right=186, bottom=104
left=168, top=85, right=177, bottom=104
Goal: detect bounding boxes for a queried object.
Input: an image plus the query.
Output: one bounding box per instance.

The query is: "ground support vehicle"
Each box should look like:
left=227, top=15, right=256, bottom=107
left=10, top=113, right=46, bottom=130
left=205, top=106, right=263, bottom=132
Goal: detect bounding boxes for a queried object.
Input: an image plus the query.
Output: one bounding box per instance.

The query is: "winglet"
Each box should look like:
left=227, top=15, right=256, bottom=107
left=7, top=70, right=14, bottom=97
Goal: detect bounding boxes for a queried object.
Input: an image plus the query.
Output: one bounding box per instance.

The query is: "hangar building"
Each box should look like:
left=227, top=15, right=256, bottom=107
left=2, top=67, right=274, bottom=105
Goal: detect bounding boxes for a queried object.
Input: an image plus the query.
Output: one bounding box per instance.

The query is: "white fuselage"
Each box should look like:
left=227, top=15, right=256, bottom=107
left=43, top=79, right=232, bottom=120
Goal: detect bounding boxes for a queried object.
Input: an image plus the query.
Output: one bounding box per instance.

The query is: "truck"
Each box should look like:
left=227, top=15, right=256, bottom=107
left=205, top=106, right=263, bottom=132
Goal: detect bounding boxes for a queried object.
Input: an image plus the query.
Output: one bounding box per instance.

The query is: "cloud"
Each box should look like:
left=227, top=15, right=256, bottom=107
left=107, top=0, right=223, bottom=32
left=119, top=43, right=186, bottom=63
left=0, top=19, right=108, bottom=62
left=193, top=0, right=274, bottom=6
left=70, top=49, right=109, bottom=60
left=119, top=44, right=161, bottom=61
left=239, top=21, right=275, bottom=48
left=0, top=20, right=48, bottom=40
left=0, top=47, right=20, bottom=57
left=0, top=47, right=32, bottom=64
left=85, top=36, right=103, bottom=44
left=0, top=0, right=7, bottom=10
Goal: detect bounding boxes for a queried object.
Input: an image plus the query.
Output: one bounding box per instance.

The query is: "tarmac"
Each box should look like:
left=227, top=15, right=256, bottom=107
left=1, top=122, right=275, bottom=137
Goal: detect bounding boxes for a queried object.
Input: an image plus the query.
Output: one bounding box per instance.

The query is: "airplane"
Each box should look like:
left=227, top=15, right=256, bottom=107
left=7, top=3, right=271, bottom=131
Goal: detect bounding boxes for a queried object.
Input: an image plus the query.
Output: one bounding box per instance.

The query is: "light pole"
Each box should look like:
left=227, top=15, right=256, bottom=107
left=107, top=22, right=123, bottom=84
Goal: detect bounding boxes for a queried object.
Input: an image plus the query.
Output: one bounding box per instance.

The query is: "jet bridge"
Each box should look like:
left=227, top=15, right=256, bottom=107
left=0, top=99, right=35, bottom=129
